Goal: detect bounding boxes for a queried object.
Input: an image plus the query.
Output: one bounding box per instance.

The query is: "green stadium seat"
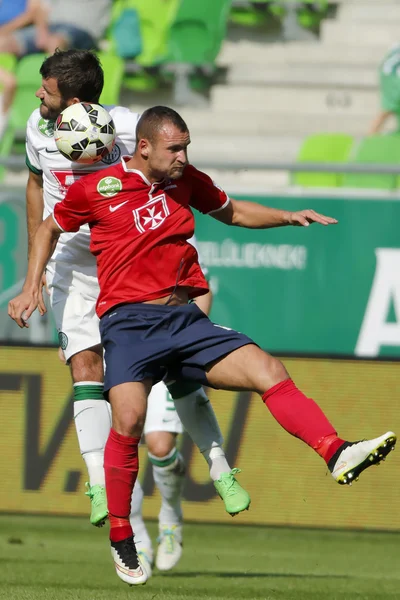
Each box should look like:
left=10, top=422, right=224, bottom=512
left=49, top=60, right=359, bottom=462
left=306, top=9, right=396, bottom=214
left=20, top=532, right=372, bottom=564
left=296, top=0, right=328, bottom=31
left=0, top=53, right=17, bottom=74
left=165, top=0, right=231, bottom=65
left=0, top=54, right=46, bottom=180
left=342, top=135, right=400, bottom=190
left=109, top=0, right=179, bottom=66
left=8, top=54, right=46, bottom=132
left=104, top=0, right=180, bottom=91
left=98, top=52, right=124, bottom=105
left=230, top=1, right=285, bottom=27
left=292, top=133, right=354, bottom=188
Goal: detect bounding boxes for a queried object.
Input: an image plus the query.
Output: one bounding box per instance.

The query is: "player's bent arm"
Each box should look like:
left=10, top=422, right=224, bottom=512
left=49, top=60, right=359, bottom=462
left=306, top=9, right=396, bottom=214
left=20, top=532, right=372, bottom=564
left=194, top=289, right=213, bottom=316
left=8, top=216, right=61, bottom=328
left=211, top=198, right=338, bottom=229
left=26, top=169, right=44, bottom=257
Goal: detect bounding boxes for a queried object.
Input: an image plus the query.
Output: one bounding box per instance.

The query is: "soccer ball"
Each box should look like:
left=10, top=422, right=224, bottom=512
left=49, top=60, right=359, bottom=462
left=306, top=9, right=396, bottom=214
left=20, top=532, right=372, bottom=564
left=54, top=102, right=116, bottom=164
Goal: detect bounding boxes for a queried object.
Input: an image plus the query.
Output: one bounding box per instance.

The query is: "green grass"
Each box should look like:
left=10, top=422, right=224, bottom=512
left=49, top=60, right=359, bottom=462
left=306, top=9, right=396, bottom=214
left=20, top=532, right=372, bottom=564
left=0, top=515, right=399, bottom=600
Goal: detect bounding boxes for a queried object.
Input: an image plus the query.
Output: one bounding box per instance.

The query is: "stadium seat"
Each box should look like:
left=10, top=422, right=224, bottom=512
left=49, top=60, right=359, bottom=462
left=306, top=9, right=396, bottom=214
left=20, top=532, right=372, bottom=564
left=342, top=135, right=400, bottom=190
left=98, top=52, right=124, bottom=105
left=105, top=0, right=180, bottom=91
left=296, top=0, right=328, bottom=31
left=0, top=54, right=46, bottom=180
left=164, top=0, right=231, bottom=66
left=292, top=133, right=354, bottom=187
left=0, top=53, right=17, bottom=74
left=229, top=1, right=285, bottom=27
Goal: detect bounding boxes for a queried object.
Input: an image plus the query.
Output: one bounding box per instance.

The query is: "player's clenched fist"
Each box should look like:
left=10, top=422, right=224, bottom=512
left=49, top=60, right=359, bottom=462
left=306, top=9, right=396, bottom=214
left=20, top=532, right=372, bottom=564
left=8, top=291, right=39, bottom=328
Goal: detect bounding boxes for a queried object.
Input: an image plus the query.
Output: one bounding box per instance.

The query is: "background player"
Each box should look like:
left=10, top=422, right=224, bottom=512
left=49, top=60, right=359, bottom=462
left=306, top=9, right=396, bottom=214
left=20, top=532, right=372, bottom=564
left=25, top=50, right=250, bottom=574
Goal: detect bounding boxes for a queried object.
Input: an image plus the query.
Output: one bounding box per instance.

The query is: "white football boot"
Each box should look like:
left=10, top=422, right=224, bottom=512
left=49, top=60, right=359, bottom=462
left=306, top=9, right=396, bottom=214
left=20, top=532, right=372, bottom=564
left=110, top=536, right=148, bottom=585
left=155, top=524, right=183, bottom=571
left=330, top=432, right=396, bottom=485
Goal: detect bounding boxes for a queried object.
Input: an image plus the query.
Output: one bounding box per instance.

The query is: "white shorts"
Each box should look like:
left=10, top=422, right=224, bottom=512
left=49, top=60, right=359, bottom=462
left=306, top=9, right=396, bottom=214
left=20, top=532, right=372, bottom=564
left=46, top=261, right=101, bottom=362
left=144, top=381, right=183, bottom=435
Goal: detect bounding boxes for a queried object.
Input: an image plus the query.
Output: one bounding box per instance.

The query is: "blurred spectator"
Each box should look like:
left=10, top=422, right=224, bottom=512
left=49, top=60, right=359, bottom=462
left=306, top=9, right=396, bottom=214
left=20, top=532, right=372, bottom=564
left=0, top=0, right=112, bottom=139
left=370, top=45, right=400, bottom=134
left=0, top=0, right=39, bottom=137
left=0, top=0, right=112, bottom=56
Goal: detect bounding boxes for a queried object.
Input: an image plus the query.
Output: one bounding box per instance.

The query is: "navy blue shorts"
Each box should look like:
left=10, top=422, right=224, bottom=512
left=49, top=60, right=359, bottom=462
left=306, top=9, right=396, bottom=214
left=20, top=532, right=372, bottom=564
left=99, top=303, right=254, bottom=395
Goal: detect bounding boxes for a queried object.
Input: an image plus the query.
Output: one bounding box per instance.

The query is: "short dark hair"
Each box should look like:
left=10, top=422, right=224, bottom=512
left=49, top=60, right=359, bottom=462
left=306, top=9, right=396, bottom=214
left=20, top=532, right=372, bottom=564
left=136, top=106, right=189, bottom=144
left=40, top=49, right=104, bottom=103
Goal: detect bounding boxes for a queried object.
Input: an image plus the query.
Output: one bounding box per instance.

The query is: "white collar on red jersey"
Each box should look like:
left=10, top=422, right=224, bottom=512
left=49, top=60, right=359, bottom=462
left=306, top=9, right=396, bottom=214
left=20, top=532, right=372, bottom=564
left=121, top=155, right=164, bottom=188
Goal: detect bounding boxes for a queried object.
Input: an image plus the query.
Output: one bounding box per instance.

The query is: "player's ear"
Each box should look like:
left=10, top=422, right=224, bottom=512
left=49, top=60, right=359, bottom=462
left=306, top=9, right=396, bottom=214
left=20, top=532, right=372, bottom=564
left=68, top=97, right=81, bottom=106
left=138, top=138, right=150, bottom=158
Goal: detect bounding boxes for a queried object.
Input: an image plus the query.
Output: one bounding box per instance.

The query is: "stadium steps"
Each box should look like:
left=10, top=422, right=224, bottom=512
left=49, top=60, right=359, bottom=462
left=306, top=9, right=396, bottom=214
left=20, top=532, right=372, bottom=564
left=226, top=64, right=377, bottom=89
left=180, top=109, right=391, bottom=137
left=188, top=134, right=301, bottom=165
left=210, top=85, right=379, bottom=117
left=217, top=41, right=386, bottom=67
left=338, top=3, right=400, bottom=22
left=321, top=22, right=400, bottom=47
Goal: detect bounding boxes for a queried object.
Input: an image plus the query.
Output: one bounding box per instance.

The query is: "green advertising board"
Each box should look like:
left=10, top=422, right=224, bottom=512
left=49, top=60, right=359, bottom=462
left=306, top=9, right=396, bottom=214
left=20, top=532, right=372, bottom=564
left=194, top=194, right=400, bottom=358
left=1, top=190, right=400, bottom=357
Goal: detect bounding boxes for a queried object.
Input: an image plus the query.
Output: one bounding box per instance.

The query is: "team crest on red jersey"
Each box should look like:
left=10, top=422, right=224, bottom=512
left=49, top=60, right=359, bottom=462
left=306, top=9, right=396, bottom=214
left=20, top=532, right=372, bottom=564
left=133, top=194, right=170, bottom=233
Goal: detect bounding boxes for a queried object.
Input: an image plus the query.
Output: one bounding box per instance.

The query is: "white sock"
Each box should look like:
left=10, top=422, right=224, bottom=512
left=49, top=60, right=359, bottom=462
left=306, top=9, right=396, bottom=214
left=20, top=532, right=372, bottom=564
left=172, top=387, right=231, bottom=480
left=149, top=447, right=184, bottom=527
left=202, top=446, right=231, bottom=481
left=130, top=479, right=153, bottom=556
left=73, top=382, right=111, bottom=486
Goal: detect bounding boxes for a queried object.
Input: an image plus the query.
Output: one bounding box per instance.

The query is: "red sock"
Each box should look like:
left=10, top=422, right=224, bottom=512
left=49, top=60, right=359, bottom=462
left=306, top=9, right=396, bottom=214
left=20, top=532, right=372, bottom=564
left=262, top=379, right=345, bottom=464
left=104, top=428, right=140, bottom=542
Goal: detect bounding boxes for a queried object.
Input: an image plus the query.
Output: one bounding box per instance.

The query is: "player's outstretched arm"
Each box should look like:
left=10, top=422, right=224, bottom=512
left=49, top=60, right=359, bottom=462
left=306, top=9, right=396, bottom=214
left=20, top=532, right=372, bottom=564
left=8, top=216, right=61, bottom=328
left=212, top=198, right=338, bottom=229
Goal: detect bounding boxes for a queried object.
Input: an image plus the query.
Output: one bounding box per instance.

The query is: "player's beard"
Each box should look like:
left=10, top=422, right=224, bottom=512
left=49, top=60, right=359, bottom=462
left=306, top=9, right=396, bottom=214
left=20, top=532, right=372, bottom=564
left=39, top=99, right=68, bottom=121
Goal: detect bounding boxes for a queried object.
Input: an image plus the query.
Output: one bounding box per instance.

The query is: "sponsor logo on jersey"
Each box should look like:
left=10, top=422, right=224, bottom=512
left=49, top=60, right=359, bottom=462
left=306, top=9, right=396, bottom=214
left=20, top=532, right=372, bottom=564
left=101, top=144, right=121, bottom=165
left=37, top=117, right=55, bottom=138
left=133, top=194, right=169, bottom=233
left=97, top=176, right=122, bottom=198
left=58, top=331, right=68, bottom=350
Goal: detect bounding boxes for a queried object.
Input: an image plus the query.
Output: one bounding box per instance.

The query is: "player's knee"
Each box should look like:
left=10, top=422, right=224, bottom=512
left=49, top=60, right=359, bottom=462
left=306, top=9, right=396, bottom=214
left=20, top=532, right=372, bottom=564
left=112, top=409, right=145, bottom=437
left=268, top=356, right=289, bottom=386
left=146, top=432, right=176, bottom=458
left=257, top=353, right=289, bottom=393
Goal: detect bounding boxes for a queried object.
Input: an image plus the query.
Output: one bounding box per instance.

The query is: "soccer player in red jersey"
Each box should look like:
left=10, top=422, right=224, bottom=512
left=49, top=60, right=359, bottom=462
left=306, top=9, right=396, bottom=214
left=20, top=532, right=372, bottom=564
left=9, top=106, right=397, bottom=587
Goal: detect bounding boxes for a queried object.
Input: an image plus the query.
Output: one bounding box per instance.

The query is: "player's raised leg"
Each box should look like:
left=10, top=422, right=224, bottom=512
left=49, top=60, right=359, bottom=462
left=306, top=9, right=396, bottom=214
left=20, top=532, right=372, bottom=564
left=204, top=344, right=396, bottom=484
left=168, top=380, right=251, bottom=516
left=105, top=379, right=151, bottom=586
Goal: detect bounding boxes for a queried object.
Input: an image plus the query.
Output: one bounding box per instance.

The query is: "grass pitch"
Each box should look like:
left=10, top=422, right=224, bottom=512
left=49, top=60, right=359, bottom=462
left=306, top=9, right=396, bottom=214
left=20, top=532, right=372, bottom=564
left=0, top=514, right=398, bottom=600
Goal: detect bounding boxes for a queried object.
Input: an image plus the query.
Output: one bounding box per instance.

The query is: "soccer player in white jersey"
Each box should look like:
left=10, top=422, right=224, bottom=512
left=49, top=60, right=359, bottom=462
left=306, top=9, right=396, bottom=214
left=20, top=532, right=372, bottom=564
left=25, top=49, right=250, bottom=573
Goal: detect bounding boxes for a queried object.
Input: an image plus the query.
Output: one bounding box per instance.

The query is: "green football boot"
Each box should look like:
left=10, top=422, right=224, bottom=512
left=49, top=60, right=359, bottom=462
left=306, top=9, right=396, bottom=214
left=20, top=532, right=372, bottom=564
left=214, top=468, right=251, bottom=516
left=85, top=482, right=108, bottom=527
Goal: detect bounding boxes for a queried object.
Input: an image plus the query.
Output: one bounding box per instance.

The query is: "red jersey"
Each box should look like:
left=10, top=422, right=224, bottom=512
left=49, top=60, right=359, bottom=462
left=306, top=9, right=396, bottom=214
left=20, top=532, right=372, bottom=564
left=53, top=157, right=230, bottom=317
